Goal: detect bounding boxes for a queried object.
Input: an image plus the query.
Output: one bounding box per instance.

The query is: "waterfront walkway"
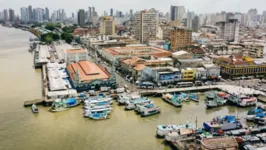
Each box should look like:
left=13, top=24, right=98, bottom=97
left=140, top=85, right=266, bottom=96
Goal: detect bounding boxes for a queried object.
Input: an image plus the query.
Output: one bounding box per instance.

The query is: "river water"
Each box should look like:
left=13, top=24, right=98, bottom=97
left=0, top=26, right=251, bottom=150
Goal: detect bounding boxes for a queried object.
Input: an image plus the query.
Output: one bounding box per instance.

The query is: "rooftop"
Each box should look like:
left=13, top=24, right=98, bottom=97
left=66, top=48, right=87, bottom=54
left=67, top=61, right=111, bottom=83
left=201, top=137, right=238, bottom=149
left=102, top=46, right=171, bottom=56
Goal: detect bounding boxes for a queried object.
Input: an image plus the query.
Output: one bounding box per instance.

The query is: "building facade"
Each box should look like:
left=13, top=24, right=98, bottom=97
left=170, top=27, right=192, bottom=51
left=133, top=9, right=159, bottom=43
left=78, top=9, right=85, bottom=27
left=67, top=61, right=116, bottom=92
left=217, top=19, right=239, bottom=42
left=100, top=16, right=115, bottom=35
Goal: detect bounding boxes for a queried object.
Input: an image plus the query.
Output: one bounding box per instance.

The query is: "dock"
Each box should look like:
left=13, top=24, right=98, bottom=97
left=24, top=99, right=44, bottom=107
left=257, top=95, right=266, bottom=103
left=139, top=84, right=266, bottom=96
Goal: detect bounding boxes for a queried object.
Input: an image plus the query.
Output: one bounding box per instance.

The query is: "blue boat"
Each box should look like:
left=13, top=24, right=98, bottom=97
left=246, top=106, right=265, bottom=121
left=87, top=111, right=109, bottom=120
left=190, top=93, right=199, bottom=102
left=180, top=93, right=189, bottom=102
left=162, top=94, right=182, bottom=107
left=66, top=98, right=81, bottom=108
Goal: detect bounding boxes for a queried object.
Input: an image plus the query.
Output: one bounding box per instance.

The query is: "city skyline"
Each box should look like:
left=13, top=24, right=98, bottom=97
left=0, top=0, right=266, bottom=16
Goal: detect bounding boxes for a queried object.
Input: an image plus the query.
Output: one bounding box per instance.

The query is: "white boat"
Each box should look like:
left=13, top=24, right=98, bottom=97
left=118, top=93, right=141, bottom=105
left=165, top=128, right=195, bottom=142
left=31, top=104, right=39, bottom=113
left=84, top=98, right=113, bottom=105
left=141, top=106, right=160, bottom=117
left=156, top=123, right=195, bottom=137
left=125, top=98, right=152, bottom=110
left=238, top=96, right=257, bottom=107
left=84, top=104, right=112, bottom=110
left=84, top=108, right=112, bottom=117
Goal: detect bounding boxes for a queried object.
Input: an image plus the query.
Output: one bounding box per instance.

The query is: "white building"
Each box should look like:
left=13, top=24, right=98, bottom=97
left=55, top=44, right=88, bottom=64
left=170, top=5, right=185, bottom=22
left=20, top=7, right=29, bottom=22
left=133, top=9, right=159, bottom=43
left=217, top=19, right=239, bottom=42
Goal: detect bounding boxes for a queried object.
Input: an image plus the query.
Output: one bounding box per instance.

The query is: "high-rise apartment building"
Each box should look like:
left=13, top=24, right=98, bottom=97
left=100, top=16, right=115, bottom=35
left=130, top=9, right=133, bottom=19
left=45, top=7, right=49, bottom=21
left=20, top=7, right=29, bottom=22
left=110, top=8, right=113, bottom=16
left=133, top=9, right=159, bottom=43
left=3, top=9, right=8, bottom=21
left=216, top=19, right=239, bottom=42
left=170, top=5, right=185, bottom=21
left=170, top=27, right=192, bottom=51
left=9, top=9, right=15, bottom=22
left=78, top=9, right=86, bottom=27
left=36, top=8, right=44, bottom=22
left=192, top=16, right=200, bottom=32
left=28, top=5, right=32, bottom=21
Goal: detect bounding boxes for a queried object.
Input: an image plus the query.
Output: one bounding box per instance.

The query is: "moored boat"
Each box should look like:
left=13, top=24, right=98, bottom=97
left=180, top=93, right=189, bottom=102
left=205, top=96, right=226, bottom=108
left=246, top=106, right=265, bottom=121
left=125, top=97, right=152, bottom=110
left=238, top=96, right=257, bottom=107
left=118, top=92, right=140, bottom=105
left=31, top=104, right=39, bottom=113
left=162, top=94, right=182, bottom=107
left=66, top=98, right=81, bottom=108
left=156, top=123, right=195, bottom=137
left=189, top=93, right=199, bottom=102
left=51, top=99, right=69, bottom=112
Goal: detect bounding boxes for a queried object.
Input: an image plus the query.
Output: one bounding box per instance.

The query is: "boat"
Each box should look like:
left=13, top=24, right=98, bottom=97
left=189, top=93, right=199, bottom=102
left=85, top=96, right=113, bottom=104
left=205, top=97, right=226, bottom=108
left=203, top=116, right=242, bottom=134
left=156, top=123, right=195, bottom=137
left=238, top=96, right=257, bottom=107
left=141, top=106, right=161, bottom=117
left=125, top=98, right=152, bottom=110
left=246, top=106, right=265, bottom=121
left=165, top=127, right=196, bottom=142
left=180, top=93, right=189, bottom=102
left=88, top=112, right=109, bottom=120
left=84, top=108, right=112, bottom=116
left=51, top=99, right=69, bottom=112
left=218, top=92, right=230, bottom=99
left=162, top=94, right=182, bottom=107
left=84, top=98, right=113, bottom=105
left=66, top=98, right=81, bottom=108
left=31, top=104, right=39, bottom=113
left=205, top=91, right=217, bottom=100
left=84, top=104, right=112, bottom=110
left=118, top=92, right=140, bottom=105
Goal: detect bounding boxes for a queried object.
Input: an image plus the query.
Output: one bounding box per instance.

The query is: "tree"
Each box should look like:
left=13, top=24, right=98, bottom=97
left=65, top=34, right=74, bottom=44
left=61, top=32, right=67, bottom=40
left=52, top=34, right=60, bottom=41
left=45, top=24, right=56, bottom=31
left=44, top=35, right=53, bottom=44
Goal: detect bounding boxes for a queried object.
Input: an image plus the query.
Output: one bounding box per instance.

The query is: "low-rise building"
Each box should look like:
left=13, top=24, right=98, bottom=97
left=55, top=44, right=88, bottom=64
left=241, top=43, right=264, bottom=58
left=216, top=55, right=266, bottom=79
left=141, top=67, right=181, bottom=85
left=99, top=46, right=172, bottom=63
left=203, top=63, right=221, bottom=80
left=119, top=57, right=174, bottom=81
left=181, top=68, right=195, bottom=81
left=195, top=67, right=207, bottom=80
left=67, top=61, right=116, bottom=92
left=46, top=62, right=77, bottom=98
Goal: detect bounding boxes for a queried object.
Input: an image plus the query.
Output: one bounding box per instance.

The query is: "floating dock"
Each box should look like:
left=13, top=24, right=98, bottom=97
left=24, top=99, right=44, bottom=107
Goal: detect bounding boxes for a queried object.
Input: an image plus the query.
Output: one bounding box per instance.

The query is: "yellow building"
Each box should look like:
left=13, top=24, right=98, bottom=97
left=181, top=68, right=195, bottom=81
left=100, top=16, right=115, bottom=35
left=216, top=55, right=266, bottom=79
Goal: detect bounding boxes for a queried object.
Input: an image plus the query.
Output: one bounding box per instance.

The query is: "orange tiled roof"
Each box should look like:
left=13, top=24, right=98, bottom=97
left=122, top=57, right=142, bottom=65
left=67, top=61, right=110, bottom=83
left=66, top=49, right=87, bottom=53
left=133, top=64, right=147, bottom=71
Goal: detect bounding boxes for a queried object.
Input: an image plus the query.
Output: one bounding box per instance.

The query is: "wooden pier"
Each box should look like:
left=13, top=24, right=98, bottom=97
left=258, top=95, right=266, bottom=103
left=24, top=99, right=44, bottom=107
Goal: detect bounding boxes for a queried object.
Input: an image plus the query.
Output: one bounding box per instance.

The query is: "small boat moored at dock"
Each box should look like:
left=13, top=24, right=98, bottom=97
left=156, top=123, right=195, bottom=137
left=125, top=97, right=152, bottom=110
left=31, top=104, right=39, bottom=113
left=162, top=94, right=182, bottom=107
left=189, top=93, right=199, bottom=102
left=51, top=99, right=69, bottom=112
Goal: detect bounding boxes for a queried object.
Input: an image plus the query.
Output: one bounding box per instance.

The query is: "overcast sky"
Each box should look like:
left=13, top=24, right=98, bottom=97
left=0, top=0, right=265, bottom=16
